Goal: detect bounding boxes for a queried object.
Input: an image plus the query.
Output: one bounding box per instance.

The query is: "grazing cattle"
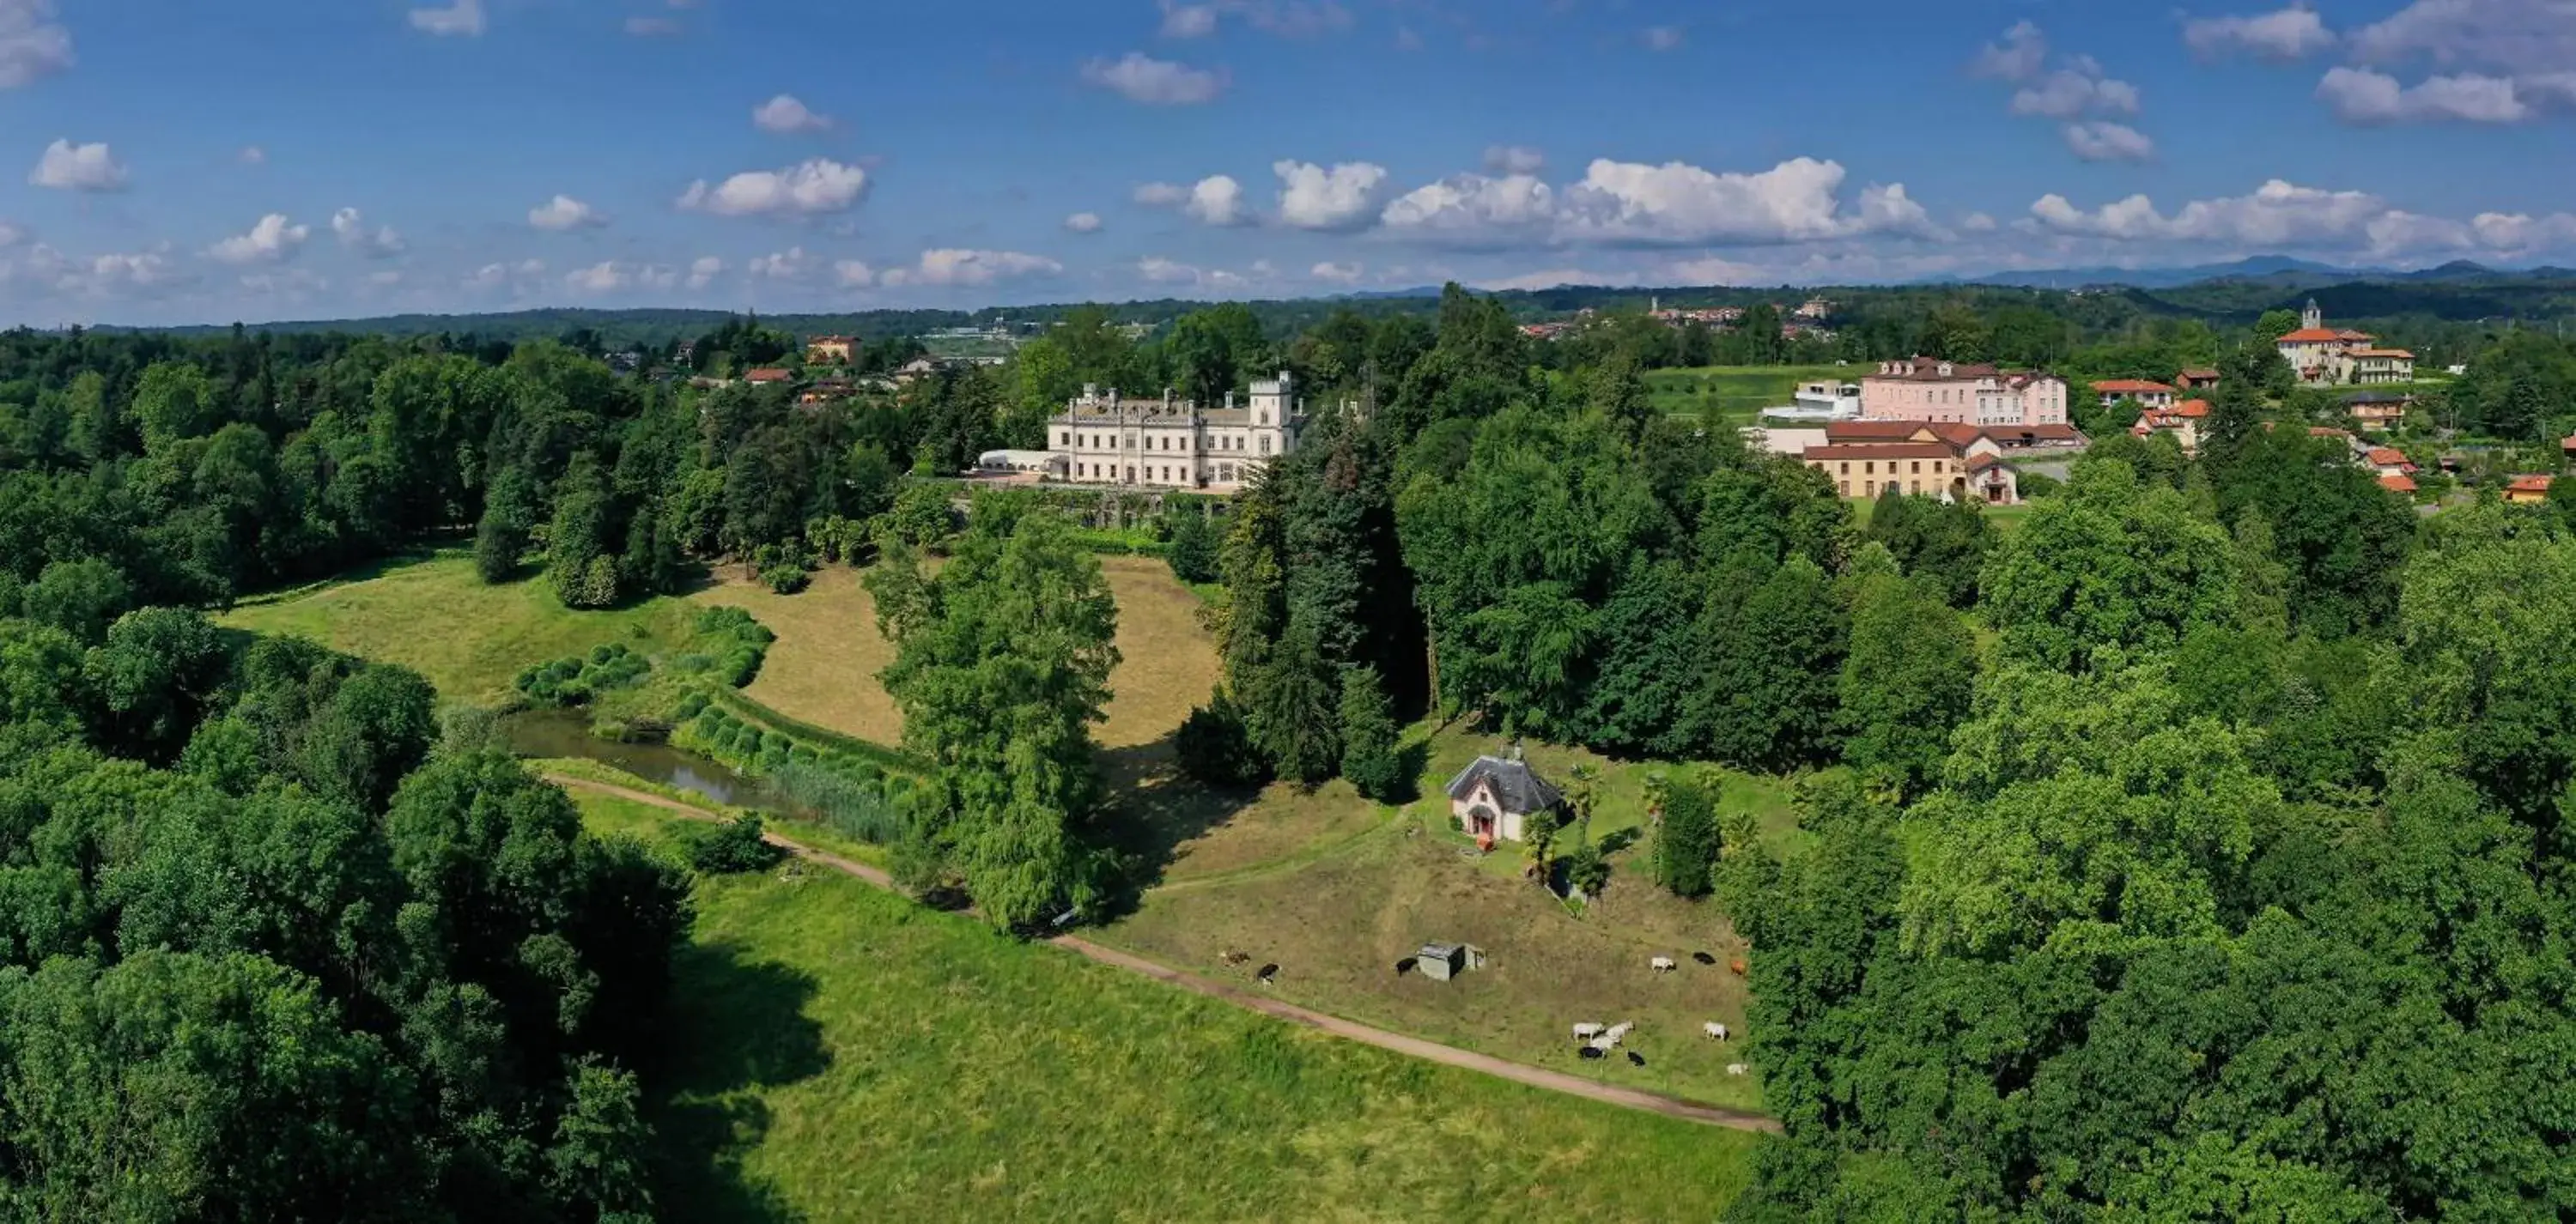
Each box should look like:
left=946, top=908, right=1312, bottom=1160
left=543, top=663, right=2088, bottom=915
left=1394, top=957, right=1416, bottom=976
left=1692, top=951, right=1717, bottom=966
left=1626, top=1051, right=1645, bottom=1068
left=1725, top=1063, right=1749, bottom=1076
left=1578, top=1046, right=1606, bottom=1061
left=1256, top=963, right=1279, bottom=984
left=1605, top=1021, right=1635, bottom=1045
left=1589, top=1034, right=1617, bottom=1053
left=1728, top=957, right=1747, bottom=977
left=1649, top=956, right=1676, bottom=973
left=1573, top=1022, right=1605, bottom=1040
left=1704, top=1021, right=1730, bottom=1040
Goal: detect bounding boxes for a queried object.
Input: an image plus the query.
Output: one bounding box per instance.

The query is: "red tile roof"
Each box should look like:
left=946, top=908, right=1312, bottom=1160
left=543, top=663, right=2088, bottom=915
left=2352, top=348, right=2415, bottom=359
left=1804, top=444, right=1962, bottom=462
left=745, top=367, right=793, bottom=383
left=2175, top=399, right=2210, bottom=418
left=2379, top=474, right=2418, bottom=494
left=2508, top=476, right=2555, bottom=495
left=1826, top=421, right=1985, bottom=447
left=2093, top=379, right=2175, bottom=394
left=2178, top=367, right=2221, bottom=380
left=2276, top=327, right=2362, bottom=344
left=2366, top=447, right=2409, bottom=465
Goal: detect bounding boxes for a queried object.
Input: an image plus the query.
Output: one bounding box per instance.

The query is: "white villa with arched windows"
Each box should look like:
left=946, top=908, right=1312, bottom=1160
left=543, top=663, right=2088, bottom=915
left=1048, top=372, right=1308, bottom=492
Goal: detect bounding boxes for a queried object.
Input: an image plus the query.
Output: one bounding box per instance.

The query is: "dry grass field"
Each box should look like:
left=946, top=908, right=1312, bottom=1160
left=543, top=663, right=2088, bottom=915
left=685, top=566, right=907, bottom=746
left=690, top=554, right=1218, bottom=754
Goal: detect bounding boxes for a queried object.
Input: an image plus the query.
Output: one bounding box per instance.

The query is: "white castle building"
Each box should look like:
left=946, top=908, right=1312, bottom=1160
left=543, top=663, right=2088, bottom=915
left=1048, top=372, right=1309, bottom=491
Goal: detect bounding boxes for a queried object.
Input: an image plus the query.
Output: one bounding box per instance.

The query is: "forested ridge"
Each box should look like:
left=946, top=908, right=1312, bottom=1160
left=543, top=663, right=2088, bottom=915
left=3, top=282, right=2576, bottom=1217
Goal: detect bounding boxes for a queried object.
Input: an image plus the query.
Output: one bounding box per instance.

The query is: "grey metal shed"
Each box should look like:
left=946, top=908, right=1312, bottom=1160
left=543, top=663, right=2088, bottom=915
left=1418, top=942, right=1467, bottom=981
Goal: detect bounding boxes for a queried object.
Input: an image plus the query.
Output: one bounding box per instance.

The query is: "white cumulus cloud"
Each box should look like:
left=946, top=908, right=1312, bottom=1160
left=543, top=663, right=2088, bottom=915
left=880, top=249, right=1064, bottom=288
left=687, top=257, right=725, bottom=289
left=0, top=219, right=21, bottom=247
left=2017, top=177, right=2576, bottom=259
left=834, top=259, right=876, bottom=288
left=30, top=139, right=124, bottom=191
left=0, top=0, right=75, bottom=89
left=2063, top=120, right=2158, bottom=161
left=1064, top=211, right=1104, bottom=233
left=1133, top=181, right=1189, bottom=207
left=1310, top=260, right=1364, bottom=283
left=1273, top=160, right=1388, bottom=231
left=746, top=246, right=821, bottom=280
left=331, top=208, right=406, bottom=258
left=529, top=195, right=608, bottom=231
left=2318, top=65, right=2536, bottom=123
left=567, top=261, right=678, bottom=294
left=1159, top=1, right=1218, bottom=38
left=1080, top=52, right=1227, bottom=105
left=210, top=215, right=311, bottom=265
left=677, top=158, right=870, bottom=216
left=752, top=94, right=834, bottom=134
left=2184, top=7, right=2336, bottom=60
left=1163, top=174, right=1249, bottom=226
left=408, top=0, right=485, bottom=37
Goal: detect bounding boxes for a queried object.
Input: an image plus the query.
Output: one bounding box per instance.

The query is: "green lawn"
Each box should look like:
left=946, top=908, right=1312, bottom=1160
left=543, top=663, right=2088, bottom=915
left=1647, top=363, right=1862, bottom=424
left=574, top=793, right=1761, bottom=1221
left=221, top=551, right=696, bottom=706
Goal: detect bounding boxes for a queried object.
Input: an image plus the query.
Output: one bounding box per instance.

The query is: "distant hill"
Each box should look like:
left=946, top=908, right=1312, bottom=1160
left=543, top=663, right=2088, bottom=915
left=1961, top=256, right=2382, bottom=290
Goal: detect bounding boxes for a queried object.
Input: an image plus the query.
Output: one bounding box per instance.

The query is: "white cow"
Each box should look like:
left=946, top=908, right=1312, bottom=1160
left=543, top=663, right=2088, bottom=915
left=1726, top=1063, right=1749, bottom=1076
left=1589, top=1033, right=1617, bottom=1053
left=1572, top=1022, right=1605, bottom=1040
left=1649, top=955, right=1676, bottom=973
left=1603, top=1021, right=1635, bottom=1047
left=1703, top=1021, right=1731, bottom=1041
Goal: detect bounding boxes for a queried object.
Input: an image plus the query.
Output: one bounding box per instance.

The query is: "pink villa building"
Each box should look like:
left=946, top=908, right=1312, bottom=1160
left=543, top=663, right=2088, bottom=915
left=1859, top=357, right=2069, bottom=428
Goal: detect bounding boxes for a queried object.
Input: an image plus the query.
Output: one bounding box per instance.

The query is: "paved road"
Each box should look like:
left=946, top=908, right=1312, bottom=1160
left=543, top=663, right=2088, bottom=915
left=550, top=773, right=1781, bottom=1135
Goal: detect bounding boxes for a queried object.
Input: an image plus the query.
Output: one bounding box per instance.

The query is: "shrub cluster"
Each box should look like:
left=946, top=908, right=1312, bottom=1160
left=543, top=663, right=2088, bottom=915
left=673, top=702, right=918, bottom=847
left=513, top=642, right=652, bottom=706
left=677, top=606, right=775, bottom=688
left=676, top=815, right=783, bottom=874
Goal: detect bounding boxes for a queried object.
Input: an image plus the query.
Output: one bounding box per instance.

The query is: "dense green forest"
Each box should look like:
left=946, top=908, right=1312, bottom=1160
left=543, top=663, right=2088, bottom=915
left=5, top=282, right=2576, bottom=1216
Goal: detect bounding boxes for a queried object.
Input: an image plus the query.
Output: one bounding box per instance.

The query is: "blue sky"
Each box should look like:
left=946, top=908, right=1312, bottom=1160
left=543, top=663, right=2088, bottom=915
left=3, top=0, right=2574, bottom=324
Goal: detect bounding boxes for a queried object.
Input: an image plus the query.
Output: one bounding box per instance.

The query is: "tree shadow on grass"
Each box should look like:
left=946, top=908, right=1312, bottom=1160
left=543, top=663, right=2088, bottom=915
left=644, top=937, right=830, bottom=1222
left=1089, top=730, right=1263, bottom=920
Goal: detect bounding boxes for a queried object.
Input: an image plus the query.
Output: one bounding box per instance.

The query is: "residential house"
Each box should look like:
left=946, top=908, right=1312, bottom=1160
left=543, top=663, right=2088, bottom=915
left=1801, top=420, right=2024, bottom=505
left=1444, top=753, right=1565, bottom=845
left=2276, top=300, right=2415, bottom=385
left=805, top=335, right=856, bottom=366
left=2176, top=368, right=2221, bottom=391
left=2093, top=379, right=2177, bottom=409
left=2365, top=446, right=2419, bottom=482
left=894, top=357, right=944, bottom=385
left=2132, top=398, right=2212, bottom=457
left=1859, top=356, right=2070, bottom=428
left=2506, top=475, right=2555, bottom=505
left=798, top=377, right=854, bottom=406
left=2380, top=473, right=2419, bottom=494
left=744, top=367, right=793, bottom=385
left=1048, top=373, right=1312, bottom=492
left=2346, top=391, right=2410, bottom=432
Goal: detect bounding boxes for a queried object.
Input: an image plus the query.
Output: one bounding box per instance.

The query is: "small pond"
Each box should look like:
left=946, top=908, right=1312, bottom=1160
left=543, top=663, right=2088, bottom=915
left=501, top=708, right=781, bottom=810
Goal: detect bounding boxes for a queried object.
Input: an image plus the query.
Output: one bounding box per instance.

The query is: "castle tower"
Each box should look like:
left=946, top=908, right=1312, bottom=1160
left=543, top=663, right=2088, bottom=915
left=2302, top=299, right=2322, bottom=331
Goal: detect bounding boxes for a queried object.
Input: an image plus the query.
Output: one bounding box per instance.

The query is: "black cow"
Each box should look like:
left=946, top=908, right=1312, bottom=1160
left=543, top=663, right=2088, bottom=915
left=1394, top=957, right=1416, bottom=975
left=1626, top=1051, right=1647, bottom=1068
left=1256, top=963, right=1279, bottom=984
left=1578, top=1046, right=1606, bottom=1060
left=1692, top=951, right=1717, bottom=966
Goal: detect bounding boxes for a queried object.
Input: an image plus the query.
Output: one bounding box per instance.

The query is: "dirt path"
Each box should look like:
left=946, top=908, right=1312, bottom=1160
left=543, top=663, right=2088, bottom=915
left=547, top=773, right=1780, bottom=1135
